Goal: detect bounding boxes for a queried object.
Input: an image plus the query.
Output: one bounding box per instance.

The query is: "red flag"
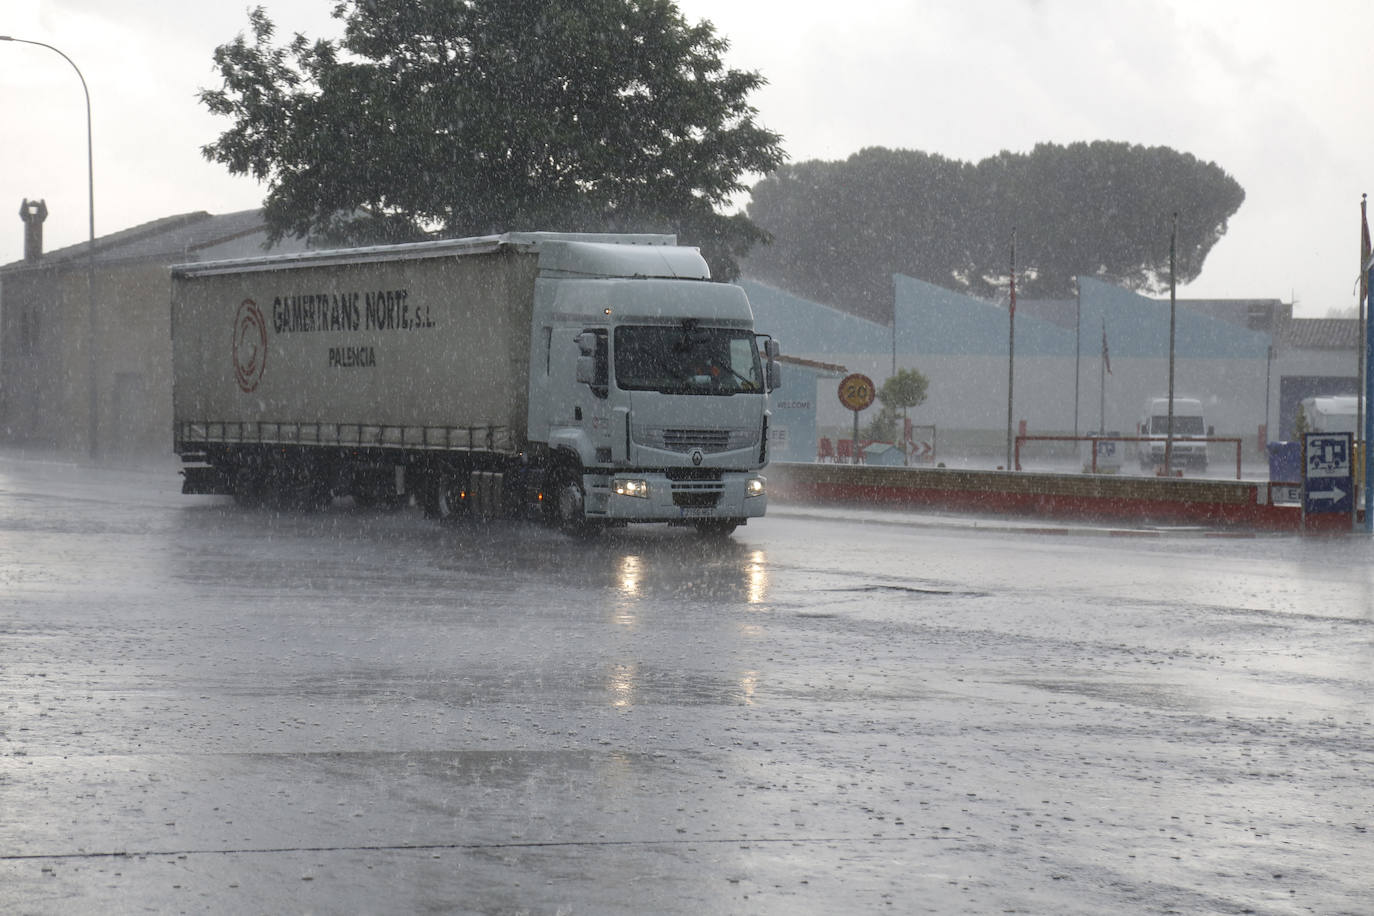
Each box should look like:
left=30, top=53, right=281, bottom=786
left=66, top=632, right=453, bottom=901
left=1101, top=323, right=1112, bottom=374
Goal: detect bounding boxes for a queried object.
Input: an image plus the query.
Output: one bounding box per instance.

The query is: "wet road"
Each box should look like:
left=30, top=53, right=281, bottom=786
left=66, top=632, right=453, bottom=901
left=1, top=454, right=1371, bottom=914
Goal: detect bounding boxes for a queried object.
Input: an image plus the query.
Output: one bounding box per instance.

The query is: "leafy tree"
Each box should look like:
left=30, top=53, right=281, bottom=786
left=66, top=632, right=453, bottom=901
left=745, top=143, right=1245, bottom=320
left=862, top=368, right=929, bottom=451
left=200, top=1, right=785, bottom=279
left=878, top=368, right=929, bottom=415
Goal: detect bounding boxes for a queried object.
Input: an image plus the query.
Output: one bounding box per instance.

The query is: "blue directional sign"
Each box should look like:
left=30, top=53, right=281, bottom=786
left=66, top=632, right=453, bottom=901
left=1303, top=432, right=1354, bottom=518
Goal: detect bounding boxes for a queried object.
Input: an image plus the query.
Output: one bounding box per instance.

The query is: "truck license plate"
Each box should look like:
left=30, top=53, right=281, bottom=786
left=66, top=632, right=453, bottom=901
left=680, top=507, right=715, bottom=518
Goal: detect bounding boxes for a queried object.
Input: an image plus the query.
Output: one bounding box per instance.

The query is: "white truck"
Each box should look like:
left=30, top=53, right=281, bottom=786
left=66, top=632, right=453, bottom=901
left=1137, top=396, right=1211, bottom=471
left=171, top=232, right=778, bottom=536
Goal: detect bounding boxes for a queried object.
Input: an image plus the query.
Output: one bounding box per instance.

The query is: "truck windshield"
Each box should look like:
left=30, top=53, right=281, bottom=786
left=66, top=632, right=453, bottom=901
left=614, top=325, right=763, bottom=395
left=1149, top=415, right=1205, bottom=436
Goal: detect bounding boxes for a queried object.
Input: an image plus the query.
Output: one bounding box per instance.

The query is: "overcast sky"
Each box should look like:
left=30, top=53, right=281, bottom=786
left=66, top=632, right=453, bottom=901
left=3, top=0, right=1370, bottom=316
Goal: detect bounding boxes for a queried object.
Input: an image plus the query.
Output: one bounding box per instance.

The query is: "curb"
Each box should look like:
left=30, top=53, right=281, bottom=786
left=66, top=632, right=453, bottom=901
left=767, top=505, right=1272, bottom=539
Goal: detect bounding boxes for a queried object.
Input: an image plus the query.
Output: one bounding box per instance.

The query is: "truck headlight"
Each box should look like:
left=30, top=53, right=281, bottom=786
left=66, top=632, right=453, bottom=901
left=613, top=478, right=650, bottom=498
left=746, top=476, right=766, bottom=498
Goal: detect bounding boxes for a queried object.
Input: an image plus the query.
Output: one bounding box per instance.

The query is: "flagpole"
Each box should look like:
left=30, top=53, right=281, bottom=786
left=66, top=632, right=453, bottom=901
left=1006, top=229, right=1016, bottom=471
left=1365, top=247, right=1373, bottom=533
left=1099, top=317, right=1108, bottom=434
left=1359, top=194, right=1368, bottom=526
left=1366, top=252, right=1373, bottom=532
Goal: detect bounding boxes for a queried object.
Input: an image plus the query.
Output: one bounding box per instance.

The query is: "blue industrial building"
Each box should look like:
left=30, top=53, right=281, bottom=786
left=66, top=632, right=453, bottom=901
left=745, top=274, right=1357, bottom=464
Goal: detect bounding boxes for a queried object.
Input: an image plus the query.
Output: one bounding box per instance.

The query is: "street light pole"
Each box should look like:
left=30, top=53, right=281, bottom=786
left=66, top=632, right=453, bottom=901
left=2, top=36, right=98, bottom=456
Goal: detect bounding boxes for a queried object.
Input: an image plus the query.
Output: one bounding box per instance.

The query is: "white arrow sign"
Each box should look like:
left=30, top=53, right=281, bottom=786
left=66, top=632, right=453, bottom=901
left=1308, top=484, right=1347, bottom=502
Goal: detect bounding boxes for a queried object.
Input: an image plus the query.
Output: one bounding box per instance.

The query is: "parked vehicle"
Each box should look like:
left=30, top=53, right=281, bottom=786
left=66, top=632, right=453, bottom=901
left=1137, top=396, right=1211, bottom=471
left=1299, top=395, right=1357, bottom=434
left=171, top=232, right=778, bottom=536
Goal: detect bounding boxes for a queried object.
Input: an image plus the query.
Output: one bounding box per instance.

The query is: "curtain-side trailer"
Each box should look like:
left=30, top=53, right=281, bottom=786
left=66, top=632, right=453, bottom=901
left=171, top=232, right=778, bottom=536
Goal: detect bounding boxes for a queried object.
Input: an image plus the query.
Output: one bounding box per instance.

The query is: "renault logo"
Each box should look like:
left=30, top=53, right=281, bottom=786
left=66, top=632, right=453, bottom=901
left=690, top=448, right=704, bottom=466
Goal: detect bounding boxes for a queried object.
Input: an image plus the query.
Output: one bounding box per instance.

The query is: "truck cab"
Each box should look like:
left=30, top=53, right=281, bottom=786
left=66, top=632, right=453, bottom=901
left=524, top=237, right=777, bottom=534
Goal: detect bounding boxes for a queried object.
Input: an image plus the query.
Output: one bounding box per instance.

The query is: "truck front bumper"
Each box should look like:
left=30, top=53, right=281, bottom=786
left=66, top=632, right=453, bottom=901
left=589, top=471, right=767, bottom=522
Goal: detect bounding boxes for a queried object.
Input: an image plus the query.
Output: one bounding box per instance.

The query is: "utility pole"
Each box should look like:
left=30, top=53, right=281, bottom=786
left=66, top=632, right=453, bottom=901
left=1165, top=213, right=1178, bottom=474
left=1005, top=229, right=1016, bottom=471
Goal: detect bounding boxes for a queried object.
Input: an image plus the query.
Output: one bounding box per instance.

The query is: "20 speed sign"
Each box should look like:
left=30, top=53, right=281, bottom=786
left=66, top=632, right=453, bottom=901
left=838, top=373, right=876, bottom=412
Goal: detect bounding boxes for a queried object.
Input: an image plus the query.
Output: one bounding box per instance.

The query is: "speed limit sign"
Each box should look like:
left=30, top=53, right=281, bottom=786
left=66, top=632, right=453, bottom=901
left=838, top=373, right=876, bottom=412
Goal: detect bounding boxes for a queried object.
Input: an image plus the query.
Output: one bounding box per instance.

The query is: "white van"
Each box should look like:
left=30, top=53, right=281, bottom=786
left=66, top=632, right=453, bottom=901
left=1138, top=397, right=1211, bottom=471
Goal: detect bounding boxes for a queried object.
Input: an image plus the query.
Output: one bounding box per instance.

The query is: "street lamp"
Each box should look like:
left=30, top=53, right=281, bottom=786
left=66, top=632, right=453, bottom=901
left=2, top=35, right=98, bottom=455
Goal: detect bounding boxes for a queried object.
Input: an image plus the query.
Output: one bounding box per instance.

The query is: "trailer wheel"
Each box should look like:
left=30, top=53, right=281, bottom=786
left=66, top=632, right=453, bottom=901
left=303, top=476, right=334, bottom=511
left=428, top=475, right=464, bottom=522
left=231, top=463, right=265, bottom=508
left=266, top=457, right=330, bottom=511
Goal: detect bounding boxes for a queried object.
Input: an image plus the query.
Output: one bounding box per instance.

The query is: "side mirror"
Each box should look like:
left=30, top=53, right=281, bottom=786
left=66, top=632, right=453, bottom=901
left=576, top=332, right=598, bottom=356
left=764, top=338, right=781, bottom=360
left=575, top=355, right=595, bottom=385
left=1206, top=425, right=1215, bottom=437
left=766, top=358, right=781, bottom=392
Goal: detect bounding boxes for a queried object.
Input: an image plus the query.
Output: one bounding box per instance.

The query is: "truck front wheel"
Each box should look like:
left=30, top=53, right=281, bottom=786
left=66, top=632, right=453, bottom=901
left=550, top=467, right=599, bottom=538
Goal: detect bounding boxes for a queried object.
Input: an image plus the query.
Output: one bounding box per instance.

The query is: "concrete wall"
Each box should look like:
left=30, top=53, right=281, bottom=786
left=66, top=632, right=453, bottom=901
left=97, top=261, right=175, bottom=457
left=0, top=265, right=89, bottom=450
left=1, top=260, right=174, bottom=458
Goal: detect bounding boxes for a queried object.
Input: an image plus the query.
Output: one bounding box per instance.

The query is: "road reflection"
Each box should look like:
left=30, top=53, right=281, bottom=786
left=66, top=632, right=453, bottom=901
left=165, top=502, right=780, bottom=718
left=589, top=535, right=773, bottom=713
left=613, top=545, right=769, bottom=606
left=607, top=661, right=638, bottom=708
left=744, top=549, right=768, bottom=604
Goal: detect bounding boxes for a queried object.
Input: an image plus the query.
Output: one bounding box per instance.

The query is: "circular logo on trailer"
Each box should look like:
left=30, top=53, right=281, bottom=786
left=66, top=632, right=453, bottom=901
left=232, top=299, right=267, bottom=393
left=690, top=448, right=704, bottom=467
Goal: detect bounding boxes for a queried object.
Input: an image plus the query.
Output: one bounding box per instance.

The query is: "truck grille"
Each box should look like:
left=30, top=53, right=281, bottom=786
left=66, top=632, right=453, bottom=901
left=671, top=481, right=724, bottom=508
left=665, top=429, right=728, bottom=451
left=636, top=427, right=759, bottom=453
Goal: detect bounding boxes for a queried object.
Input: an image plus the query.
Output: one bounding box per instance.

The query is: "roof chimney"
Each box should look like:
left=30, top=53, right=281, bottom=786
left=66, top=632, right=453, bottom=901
left=20, top=198, right=47, bottom=263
